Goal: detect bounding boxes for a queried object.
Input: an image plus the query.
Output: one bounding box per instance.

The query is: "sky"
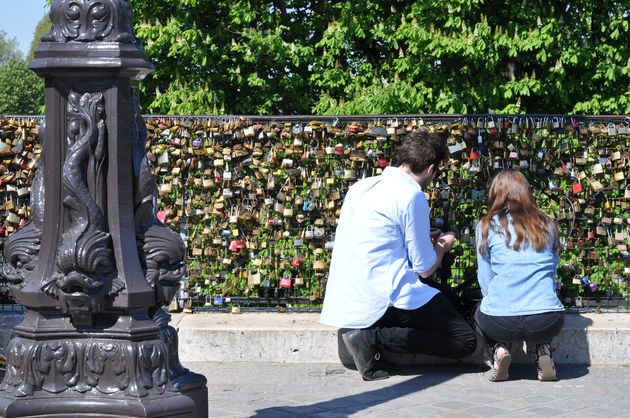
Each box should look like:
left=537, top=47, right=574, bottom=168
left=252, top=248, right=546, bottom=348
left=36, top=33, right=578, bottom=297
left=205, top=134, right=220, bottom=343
left=0, top=0, right=50, bottom=58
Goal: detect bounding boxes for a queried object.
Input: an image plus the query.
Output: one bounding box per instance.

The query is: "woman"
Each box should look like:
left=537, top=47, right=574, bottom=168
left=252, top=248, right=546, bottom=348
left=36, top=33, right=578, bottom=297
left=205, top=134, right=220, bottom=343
left=475, top=169, right=565, bottom=382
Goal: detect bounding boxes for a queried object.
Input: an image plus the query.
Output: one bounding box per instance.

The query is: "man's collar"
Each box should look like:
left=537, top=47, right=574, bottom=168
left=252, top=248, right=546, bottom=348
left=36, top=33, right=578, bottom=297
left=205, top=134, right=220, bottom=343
left=382, top=166, right=423, bottom=191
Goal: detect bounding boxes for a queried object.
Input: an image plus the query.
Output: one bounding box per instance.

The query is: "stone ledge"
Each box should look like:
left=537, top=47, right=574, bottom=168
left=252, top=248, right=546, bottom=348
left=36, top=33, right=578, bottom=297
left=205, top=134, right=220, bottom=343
left=2, top=312, right=628, bottom=366
left=172, top=312, right=629, bottom=366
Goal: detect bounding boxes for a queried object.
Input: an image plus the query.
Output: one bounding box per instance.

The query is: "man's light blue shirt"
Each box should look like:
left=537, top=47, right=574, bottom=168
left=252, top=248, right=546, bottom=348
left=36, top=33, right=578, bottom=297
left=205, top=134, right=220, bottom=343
left=320, top=166, right=439, bottom=329
left=476, top=217, right=565, bottom=316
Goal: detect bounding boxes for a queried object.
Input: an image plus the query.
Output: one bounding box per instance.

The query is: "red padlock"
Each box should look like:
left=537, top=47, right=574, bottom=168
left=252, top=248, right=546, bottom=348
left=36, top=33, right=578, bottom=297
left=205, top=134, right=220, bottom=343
left=291, top=258, right=301, bottom=268
left=469, top=150, right=479, bottom=160
left=377, top=158, right=389, bottom=168
left=269, top=218, right=282, bottom=226
left=279, top=276, right=292, bottom=289
left=156, top=210, right=167, bottom=223
left=229, top=240, right=239, bottom=252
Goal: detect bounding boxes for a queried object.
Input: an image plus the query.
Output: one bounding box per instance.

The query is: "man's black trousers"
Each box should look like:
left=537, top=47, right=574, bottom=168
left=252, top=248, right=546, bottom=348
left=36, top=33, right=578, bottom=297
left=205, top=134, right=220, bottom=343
left=364, top=292, right=477, bottom=359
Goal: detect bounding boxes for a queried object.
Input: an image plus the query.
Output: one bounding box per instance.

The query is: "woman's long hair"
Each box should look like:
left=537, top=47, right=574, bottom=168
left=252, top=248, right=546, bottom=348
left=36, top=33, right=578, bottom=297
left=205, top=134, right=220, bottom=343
left=478, top=169, right=559, bottom=257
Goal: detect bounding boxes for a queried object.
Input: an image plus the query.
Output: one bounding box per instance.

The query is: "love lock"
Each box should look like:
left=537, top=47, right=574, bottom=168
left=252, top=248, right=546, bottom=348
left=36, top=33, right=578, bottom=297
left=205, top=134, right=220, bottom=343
left=460, top=228, right=471, bottom=244
left=279, top=276, right=292, bottom=289
left=324, top=234, right=335, bottom=251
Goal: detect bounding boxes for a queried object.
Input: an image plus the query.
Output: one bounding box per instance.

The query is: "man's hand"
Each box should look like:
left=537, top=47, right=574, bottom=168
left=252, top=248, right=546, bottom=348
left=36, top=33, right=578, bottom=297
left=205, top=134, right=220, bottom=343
left=435, top=231, right=456, bottom=252
left=419, top=231, right=457, bottom=279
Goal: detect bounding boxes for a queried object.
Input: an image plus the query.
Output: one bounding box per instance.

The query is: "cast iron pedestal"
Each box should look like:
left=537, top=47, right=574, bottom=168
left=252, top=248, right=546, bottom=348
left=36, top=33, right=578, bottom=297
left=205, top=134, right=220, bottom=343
left=0, top=1, right=207, bottom=416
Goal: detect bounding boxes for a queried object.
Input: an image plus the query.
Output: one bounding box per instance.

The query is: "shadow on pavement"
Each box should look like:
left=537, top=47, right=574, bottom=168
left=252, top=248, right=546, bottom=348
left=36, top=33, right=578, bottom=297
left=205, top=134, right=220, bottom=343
left=251, top=365, right=479, bottom=417
left=506, top=363, right=591, bottom=381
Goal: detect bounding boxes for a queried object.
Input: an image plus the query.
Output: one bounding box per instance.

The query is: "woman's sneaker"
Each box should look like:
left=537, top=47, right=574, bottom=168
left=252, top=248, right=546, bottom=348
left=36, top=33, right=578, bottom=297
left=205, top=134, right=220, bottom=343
left=536, top=343, right=558, bottom=381
left=489, top=343, right=511, bottom=382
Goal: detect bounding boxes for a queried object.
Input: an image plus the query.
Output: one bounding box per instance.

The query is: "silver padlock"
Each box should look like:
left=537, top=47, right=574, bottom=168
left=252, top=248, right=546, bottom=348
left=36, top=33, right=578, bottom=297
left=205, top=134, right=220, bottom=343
left=552, top=117, right=560, bottom=129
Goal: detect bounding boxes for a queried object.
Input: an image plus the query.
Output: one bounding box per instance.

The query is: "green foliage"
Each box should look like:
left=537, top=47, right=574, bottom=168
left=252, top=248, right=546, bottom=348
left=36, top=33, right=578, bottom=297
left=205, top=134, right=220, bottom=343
left=128, top=0, right=630, bottom=115
left=0, top=30, right=22, bottom=65
left=131, top=0, right=316, bottom=115
left=0, top=28, right=43, bottom=114
left=0, top=58, right=44, bottom=114
left=27, top=13, right=52, bottom=62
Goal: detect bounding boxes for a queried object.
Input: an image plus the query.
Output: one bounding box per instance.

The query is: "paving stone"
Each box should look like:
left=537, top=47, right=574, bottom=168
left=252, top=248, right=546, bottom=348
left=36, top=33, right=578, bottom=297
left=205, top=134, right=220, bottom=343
left=462, top=405, right=511, bottom=416
left=199, top=362, right=630, bottom=417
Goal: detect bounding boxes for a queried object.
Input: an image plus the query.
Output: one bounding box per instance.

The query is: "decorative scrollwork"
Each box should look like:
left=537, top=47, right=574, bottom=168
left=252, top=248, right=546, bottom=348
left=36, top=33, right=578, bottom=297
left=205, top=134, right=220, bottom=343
left=44, top=90, right=119, bottom=325
left=0, top=337, right=170, bottom=398
left=154, top=308, right=189, bottom=380
left=42, top=0, right=136, bottom=43
left=131, top=87, right=186, bottom=307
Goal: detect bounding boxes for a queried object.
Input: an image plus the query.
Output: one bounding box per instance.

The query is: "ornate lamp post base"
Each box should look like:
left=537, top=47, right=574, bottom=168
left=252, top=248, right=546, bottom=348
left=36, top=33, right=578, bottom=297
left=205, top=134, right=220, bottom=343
left=0, top=311, right=207, bottom=418
left=1, top=374, right=207, bottom=418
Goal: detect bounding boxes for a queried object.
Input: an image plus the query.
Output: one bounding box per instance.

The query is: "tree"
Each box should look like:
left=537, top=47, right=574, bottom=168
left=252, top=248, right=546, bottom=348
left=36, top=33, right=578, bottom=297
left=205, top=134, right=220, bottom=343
left=0, top=58, right=44, bottom=114
left=27, top=13, right=52, bottom=62
left=130, top=0, right=318, bottom=115
left=0, top=28, right=44, bottom=115
left=309, top=0, right=630, bottom=115
left=41, top=1, right=630, bottom=115
left=0, top=30, right=22, bottom=65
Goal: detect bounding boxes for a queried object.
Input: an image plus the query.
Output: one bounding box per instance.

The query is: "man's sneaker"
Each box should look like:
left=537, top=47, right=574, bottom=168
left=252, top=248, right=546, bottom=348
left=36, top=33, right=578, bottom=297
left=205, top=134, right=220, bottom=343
left=341, top=329, right=389, bottom=381
left=536, top=343, right=558, bottom=381
left=489, top=343, right=511, bottom=382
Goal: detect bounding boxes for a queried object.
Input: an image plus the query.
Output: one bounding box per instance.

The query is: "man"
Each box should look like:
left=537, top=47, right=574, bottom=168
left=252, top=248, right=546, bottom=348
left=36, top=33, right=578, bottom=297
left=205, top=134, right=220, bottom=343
left=320, top=128, right=477, bottom=381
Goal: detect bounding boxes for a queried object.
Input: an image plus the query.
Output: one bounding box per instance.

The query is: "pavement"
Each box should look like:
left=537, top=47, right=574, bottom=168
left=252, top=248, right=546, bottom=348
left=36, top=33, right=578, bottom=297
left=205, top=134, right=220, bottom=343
left=191, top=361, right=630, bottom=417
left=175, top=311, right=630, bottom=417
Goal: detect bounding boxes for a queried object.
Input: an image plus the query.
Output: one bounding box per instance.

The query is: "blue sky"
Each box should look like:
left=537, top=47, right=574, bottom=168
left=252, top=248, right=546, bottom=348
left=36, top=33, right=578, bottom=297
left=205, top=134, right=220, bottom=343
left=0, top=1, right=50, bottom=57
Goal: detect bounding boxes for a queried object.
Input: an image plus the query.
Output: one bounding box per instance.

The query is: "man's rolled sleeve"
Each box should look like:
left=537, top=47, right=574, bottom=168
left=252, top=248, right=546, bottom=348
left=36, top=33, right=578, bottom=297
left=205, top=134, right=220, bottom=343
left=403, top=193, right=437, bottom=273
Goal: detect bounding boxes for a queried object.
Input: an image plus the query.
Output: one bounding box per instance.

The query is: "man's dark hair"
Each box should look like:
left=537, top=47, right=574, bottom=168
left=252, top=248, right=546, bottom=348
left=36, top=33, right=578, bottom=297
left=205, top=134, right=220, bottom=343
left=396, top=127, right=449, bottom=174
